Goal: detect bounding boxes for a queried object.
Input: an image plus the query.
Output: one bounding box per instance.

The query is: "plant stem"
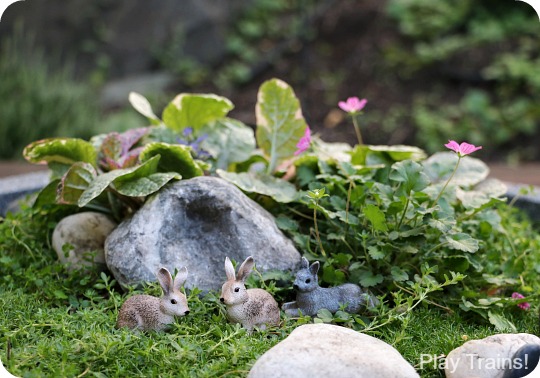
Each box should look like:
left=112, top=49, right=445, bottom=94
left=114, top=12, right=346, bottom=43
left=351, top=114, right=364, bottom=145
left=431, top=156, right=461, bottom=207
left=313, top=201, right=326, bottom=257
left=397, top=194, right=410, bottom=230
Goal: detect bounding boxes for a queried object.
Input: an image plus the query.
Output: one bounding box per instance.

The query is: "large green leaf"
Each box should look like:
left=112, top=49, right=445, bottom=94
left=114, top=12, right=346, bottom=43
left=216, top=169, right=298, bottom=203
left=78, top=155, right=178, bottom=207
left=445, top=233, right=479, bottom=253
left=363, top=204, right=389, bottom=232
left=162, top=93, right=234, bottom=132
left=351, top=145, right=426, bottom=165
left=390, top=160, right=430, bottom=193
left=201, top=118, right=256, bottom=170
left=57, top=162, right=97, bottom=204
left=456, top=178, right=507, bottom=210
left=255, top=78, right=307, bottom=172
left=128, top=92, right=161, bottom=125
left=23, top=138, right=97, bottom=167
left=139, top=142, right=204, bottom=179
left=423, top=152, right=489, bottom=186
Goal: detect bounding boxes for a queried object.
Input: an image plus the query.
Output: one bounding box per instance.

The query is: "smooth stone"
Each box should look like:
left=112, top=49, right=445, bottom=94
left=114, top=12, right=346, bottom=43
left=445, top=333, right=540, bottom=378
left=105, top=176, right=301, bottom=291
left=248, top=323, right=419, bottom=378
left=52, top=212, right=117, bottom=270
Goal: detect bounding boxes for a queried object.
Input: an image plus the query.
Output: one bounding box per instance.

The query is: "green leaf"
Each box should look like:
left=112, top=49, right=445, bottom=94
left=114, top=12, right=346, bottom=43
left=366, top=145, right=427, bottom=161
left=445, top=233, right=479, bottom=253
left=78, top=155, right=178, bottom=207
left=57, top=162, right=97, bottom=204
left=23, top=138, right=97, bottom=167
left=216, top=169, right=298, bottom=203
left=456, top=178, right=507, bottom=210
left=255, top=78, right=307, bottom=172
left=424, top=152, right=488, bottom=186
left=114, top=172, right=180, bottom=197
left=488, top=311, right=517, bottom=332
left=33, top=180, right=61, bottom=209
left=358, top=270, right=384, bottom=287
left=391, top=266, right=409, bottom=282
left=390, top=160, right=430, bottom=193
left=201, top=118, right=256, bottom=170
left=140, top=142, right=204, bottom=179
left=316, top=308, right=334, bottom=323
left=367, top=246, right=385, bottom=260
left=128, top=92, right=161, bottom=125
left=162, top=93, right=234, bottom=132
left=363, top=204, right=388, bottom=232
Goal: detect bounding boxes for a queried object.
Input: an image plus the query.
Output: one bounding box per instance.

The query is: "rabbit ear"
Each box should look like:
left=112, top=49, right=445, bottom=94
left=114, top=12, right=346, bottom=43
left=309, top=261, right=320, bottom=275
left=224, top=257, right=236, bottom=280
left=173, top=266, right=188, bottom=291
left=236, top=256, right=254, bottom=281
left=301, top=257, right=309, bottom=269
left=157, top=267, right=173, bottom=295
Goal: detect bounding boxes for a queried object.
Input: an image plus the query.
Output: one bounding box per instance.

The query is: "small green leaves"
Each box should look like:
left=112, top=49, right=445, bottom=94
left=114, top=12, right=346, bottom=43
left=255, top=78, right=308, bottom=172
left=358, top=270, right=384, bottom=287
left=363, top=204, right=388, bottom=232
left=162, top=93, right=234, bottom=132
left=444, top=233, right=479, bottom=253
left=390, top=160, right=430, bottom=193
left=307, top=188, right=329, bottom=201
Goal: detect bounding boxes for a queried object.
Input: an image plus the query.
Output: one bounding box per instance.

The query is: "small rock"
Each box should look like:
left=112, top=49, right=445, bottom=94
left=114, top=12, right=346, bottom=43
left=248, top=323, right=419, bottom=378
left=105, top=176, right=301, bottom=291
left=445, top=333, right=540, bottom=378
left=53, top=212, right=117, bottom=270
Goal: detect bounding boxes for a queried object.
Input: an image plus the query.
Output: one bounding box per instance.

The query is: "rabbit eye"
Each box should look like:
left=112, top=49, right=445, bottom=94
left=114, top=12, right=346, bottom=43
left=171, top=299, right=177, bottom=304
left=305, top=278, right=311, bottom=284
left=234, top=287, right=240, bottom=293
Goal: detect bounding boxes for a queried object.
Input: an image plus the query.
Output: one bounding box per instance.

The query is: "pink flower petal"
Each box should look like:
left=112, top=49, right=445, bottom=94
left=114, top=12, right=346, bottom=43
left=444, top=140, right=482, bottom=157
left=338, top=97, right=368, bottom=113
left=294, top=126, right=311, bottom=156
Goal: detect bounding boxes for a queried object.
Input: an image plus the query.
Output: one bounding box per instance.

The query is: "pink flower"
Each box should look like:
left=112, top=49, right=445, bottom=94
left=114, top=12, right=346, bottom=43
left=511, top=292, right=530, bottom=310
left=294, top=126, right=311, bottom=156
left=444, top=140, right=482, bottom=157
left=338, top=97, right=367, bottom=114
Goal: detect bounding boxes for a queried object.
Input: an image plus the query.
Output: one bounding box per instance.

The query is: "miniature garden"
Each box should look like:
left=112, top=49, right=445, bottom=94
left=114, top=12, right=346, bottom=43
left=1, top=78, right=540, bottom=377
left=1, top=1, right=540, bottom=377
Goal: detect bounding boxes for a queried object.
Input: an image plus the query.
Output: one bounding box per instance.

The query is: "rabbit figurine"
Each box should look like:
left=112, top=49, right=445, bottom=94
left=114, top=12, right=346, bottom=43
left=282, top=257, right=379, bottom=317
left=219, top=256, right=280, bottom=332
left=117, top=266, right=190, bottom=331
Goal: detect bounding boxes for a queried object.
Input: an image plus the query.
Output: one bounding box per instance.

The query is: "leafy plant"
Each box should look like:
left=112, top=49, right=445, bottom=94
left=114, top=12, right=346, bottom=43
left=22, top=78, right=539, bottom=332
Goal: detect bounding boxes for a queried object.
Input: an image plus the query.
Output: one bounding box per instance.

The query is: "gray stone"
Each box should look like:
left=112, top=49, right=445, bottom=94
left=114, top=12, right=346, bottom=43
left=104, top=176, right=301, bottom=291
left=248, top=323, right=419, bottom=378
left=504, top=183, right=540, bottom=222
left=445, top=333, right=540, bottom=378
left=53, top=212, right=117, bottom=270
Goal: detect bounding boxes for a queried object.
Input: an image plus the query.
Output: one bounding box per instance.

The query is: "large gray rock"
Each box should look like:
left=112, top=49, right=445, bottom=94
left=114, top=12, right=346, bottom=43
left=248, top=323, right=419, bottom=378
left=445, top=333, right=540, bottom=378
left=105, top=176, right=301, bottom=291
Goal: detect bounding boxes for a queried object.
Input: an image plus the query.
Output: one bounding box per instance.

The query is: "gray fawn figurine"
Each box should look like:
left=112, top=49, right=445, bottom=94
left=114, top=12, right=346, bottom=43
left=220, top=256, right=280, bottom=332
left=282, top=257, right=379, bottom=317
left=117, top=267, right=189, bottom=331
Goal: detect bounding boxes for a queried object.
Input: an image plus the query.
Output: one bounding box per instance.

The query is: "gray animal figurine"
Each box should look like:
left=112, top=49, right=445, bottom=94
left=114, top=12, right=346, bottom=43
left=220, top=256, right=280, bottom=332
left=117, top=267, right=190, bottom=331
left=282, top=257, right=379, bottom=317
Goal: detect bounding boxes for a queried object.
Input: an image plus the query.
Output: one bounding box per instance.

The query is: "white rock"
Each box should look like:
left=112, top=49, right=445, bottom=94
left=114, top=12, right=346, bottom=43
left=248, top=323, right=419, bottom=378
left=53, top=212, right=117, bottom=270
left=445, top=333, right=540, bottom=378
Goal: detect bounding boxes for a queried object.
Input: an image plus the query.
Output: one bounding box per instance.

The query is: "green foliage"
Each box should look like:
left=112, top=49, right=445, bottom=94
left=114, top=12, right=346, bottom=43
left=19, top=78, right=540, bottom=343
left=385, top=0, right=540, bottom=160
left=0, top=28, right=101, bottom=159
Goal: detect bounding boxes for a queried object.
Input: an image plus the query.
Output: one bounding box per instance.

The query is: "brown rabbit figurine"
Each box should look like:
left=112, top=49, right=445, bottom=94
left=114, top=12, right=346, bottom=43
left=219, top=256, right=280, bottom=332
left=117, top=267, right=189, bottom=331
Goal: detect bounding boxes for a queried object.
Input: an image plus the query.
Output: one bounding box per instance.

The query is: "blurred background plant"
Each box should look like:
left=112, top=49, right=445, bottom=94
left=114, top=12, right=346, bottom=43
left=0, top=0, right=539, bottom=162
